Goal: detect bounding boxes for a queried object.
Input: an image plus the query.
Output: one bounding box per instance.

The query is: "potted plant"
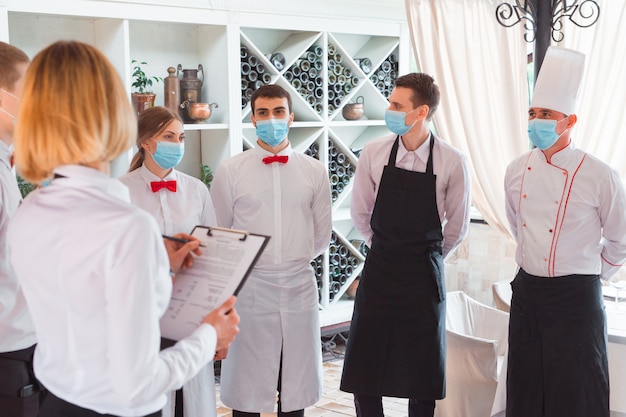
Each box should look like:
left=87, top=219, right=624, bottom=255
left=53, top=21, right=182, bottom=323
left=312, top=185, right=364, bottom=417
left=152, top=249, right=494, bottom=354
left=131, top=60, right=162, bottom=115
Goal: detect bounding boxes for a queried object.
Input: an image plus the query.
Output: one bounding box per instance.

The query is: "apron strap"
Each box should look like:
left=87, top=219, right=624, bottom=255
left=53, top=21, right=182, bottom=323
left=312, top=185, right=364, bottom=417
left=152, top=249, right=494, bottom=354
left=387, top=134, right=436, bottom=174
left=387, top=136, right=400, bottom=167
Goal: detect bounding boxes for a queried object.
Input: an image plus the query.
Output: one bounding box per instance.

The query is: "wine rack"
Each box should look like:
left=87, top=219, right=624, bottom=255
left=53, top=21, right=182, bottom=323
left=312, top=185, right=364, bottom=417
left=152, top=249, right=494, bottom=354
left=370, top=51, right=399, bottom=98
left=240, top=45, right=274, bottom=109
left=285, top=44, right=325, bottom=115
left=328, top=138, right=356, bottom=203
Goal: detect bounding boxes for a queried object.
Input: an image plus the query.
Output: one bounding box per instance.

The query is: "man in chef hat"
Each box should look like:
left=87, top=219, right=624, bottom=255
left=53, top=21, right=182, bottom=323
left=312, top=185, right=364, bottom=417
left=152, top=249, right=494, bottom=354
left=503, top=46, right=626, bottom=417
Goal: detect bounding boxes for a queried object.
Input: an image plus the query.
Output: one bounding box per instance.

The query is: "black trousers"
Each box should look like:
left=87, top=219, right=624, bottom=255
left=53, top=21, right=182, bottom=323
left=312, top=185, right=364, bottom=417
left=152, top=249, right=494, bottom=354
left=354, top=394, right=435, bottom=417
left=0, top=344, right=45, bottom=417
left=38, top=391, right=161, bottom=417
left=232, top=351, right=304, bottom=417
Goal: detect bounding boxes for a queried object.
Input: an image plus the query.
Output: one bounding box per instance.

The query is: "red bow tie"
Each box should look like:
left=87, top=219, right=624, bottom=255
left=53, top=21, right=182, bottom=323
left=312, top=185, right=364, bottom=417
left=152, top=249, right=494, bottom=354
left=262, top=155, right=289, bottom=164
left=151, top=180, right=177, bottom=192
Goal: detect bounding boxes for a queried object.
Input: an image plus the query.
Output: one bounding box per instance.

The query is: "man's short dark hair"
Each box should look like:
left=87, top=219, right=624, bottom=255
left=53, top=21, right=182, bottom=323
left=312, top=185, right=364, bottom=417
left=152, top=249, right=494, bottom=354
left=251, top=84, right=292, bottom=114
left=0, top=42, right=29, bottom=90
left=394, top=73, right=440, bottom=120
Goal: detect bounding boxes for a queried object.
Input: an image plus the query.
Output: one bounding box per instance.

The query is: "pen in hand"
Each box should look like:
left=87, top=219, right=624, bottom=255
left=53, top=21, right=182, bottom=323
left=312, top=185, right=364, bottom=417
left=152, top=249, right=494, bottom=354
left=162, top=234, right=206, bottom=248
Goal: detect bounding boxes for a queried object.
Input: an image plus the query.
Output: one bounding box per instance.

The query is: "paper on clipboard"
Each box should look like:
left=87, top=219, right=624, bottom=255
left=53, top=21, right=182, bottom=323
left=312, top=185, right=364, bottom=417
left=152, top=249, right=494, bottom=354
left=160, top=226, right=269, bottom=341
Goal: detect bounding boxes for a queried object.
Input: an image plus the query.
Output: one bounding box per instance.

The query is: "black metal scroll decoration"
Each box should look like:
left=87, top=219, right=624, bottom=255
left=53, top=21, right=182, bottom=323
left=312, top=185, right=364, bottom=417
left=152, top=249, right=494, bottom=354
left=495, top=0, right=600, bottom=43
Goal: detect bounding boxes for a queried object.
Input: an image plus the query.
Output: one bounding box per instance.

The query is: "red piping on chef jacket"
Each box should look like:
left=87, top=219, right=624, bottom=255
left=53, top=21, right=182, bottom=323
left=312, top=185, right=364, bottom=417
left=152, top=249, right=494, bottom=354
left=548, top=155, right=586, bottom=277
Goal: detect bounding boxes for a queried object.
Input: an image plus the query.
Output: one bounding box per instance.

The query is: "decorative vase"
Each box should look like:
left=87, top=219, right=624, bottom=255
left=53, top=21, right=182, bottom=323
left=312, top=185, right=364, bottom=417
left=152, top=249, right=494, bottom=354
left=131, top=92, right=156, bottom=116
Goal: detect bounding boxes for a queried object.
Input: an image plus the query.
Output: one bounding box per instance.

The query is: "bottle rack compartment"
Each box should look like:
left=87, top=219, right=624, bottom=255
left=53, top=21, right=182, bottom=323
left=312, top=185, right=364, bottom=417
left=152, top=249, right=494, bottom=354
left=328, top=138, right=356, bottom=203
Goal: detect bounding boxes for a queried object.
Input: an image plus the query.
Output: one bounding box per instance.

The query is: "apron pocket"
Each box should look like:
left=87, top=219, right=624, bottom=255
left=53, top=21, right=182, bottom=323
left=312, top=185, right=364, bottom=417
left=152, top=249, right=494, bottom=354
left=427, top=251, right=445, bottom=302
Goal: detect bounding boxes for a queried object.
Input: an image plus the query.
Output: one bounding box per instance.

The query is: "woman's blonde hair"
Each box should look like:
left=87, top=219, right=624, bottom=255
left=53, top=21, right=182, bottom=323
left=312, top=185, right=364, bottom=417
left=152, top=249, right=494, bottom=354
left=14, top=41, right=136, bottom=183
left=128, top=106, right=182, bottom=172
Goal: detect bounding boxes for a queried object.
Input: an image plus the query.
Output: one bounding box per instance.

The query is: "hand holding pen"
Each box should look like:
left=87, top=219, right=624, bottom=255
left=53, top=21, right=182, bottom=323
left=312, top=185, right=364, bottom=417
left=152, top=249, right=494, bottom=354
left=162, top=233, right=203, bottom=275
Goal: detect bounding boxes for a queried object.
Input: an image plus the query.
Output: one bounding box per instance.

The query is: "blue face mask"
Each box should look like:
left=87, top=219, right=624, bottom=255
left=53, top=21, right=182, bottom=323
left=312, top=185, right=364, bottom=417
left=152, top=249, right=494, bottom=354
left=256, top=119, right=289, bottom=147
left=150, top=140, right=185, bottom=169
left=385, top=108, right=418, bottom=136
left=528, top=118, right=564, bottom=150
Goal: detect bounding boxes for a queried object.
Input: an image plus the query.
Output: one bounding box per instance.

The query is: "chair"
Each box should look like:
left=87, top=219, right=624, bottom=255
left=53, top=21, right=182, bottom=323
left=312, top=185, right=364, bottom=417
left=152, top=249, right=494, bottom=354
left=435, top=291, right=509, bottom=417
left=492, top=279, right=513, bottom=312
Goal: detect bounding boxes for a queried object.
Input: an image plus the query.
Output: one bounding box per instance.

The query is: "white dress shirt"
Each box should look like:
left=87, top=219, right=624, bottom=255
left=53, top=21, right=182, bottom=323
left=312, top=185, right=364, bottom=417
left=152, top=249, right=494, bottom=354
left=351, top=133, right=471, bottom=259
left=211, top=143, right=332, bottom=267
left=0, top=141, right=36, bottom=353
left=8, top=165, right=217, bottom=416
left=119, top=163, right=218, bottom=417
left=505, top=143, right=626, bottom=279
left=119, top=165, right=216, bottom=235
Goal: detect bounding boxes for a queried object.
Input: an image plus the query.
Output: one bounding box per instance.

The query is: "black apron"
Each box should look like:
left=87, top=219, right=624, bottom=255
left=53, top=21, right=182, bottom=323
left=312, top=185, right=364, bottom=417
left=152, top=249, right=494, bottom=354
left=506, top=269, right=609, bottom=417
left=341, top=135, right=446, bottom=400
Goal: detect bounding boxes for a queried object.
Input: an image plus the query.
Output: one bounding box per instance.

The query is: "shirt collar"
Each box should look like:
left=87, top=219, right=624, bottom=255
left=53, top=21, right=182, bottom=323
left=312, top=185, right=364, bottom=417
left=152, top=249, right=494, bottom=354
left=534, top=140, right=575, bottom=165
left=0, top=141, right=11, bottom=169
left=396, top=133, right=432, bottom=164
left=138, top=164, right=177, bottom=186
left=52, top=165, right=131, bottom=203
left=254, top=141, right=293, bottom=158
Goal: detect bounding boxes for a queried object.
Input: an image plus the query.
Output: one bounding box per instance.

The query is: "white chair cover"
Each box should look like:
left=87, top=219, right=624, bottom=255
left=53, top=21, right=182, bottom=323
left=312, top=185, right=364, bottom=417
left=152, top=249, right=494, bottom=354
left=492, top=279, right=513, bottom=313
left=435, top=291, right=509, bottom=417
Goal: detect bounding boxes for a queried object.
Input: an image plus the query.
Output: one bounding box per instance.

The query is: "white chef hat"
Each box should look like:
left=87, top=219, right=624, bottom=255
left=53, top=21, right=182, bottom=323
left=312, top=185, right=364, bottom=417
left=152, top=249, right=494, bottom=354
left=530, top=46, right=585, bottom=115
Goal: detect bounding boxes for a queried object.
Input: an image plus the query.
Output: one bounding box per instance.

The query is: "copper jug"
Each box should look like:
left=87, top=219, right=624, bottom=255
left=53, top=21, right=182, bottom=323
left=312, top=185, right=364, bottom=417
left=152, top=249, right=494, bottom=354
left=163, top=66, right=180, bottom=114
left=178, top=64, right=204, bottom=122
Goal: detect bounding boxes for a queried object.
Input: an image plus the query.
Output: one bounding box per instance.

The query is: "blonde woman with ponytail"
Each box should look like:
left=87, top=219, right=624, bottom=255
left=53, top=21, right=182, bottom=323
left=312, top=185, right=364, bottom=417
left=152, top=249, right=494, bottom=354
left=8, top=41, right=239, bottom=417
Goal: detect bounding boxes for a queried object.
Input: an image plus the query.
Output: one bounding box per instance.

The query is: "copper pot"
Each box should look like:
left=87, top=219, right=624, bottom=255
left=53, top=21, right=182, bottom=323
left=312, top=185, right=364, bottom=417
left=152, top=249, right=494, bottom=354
left=342, top=96, right=364, bottom=120
left=180, top=101, right=218, bottom=123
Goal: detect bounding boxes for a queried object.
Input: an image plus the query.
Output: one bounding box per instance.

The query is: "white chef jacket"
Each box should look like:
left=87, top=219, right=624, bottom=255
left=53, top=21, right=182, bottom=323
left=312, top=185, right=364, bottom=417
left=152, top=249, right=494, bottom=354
left=505, top=143, right=626, bottom=279
left=211, top=143, right=332, bottom=412
left=119, top=164, right=216, bottom=235
left=120, top=163, right=218, bottom=417
left=351, top=133, right=471, bottom=259
left=7, top=165, right=217, bottom=416
left=0, top=141, right=36, bottom=353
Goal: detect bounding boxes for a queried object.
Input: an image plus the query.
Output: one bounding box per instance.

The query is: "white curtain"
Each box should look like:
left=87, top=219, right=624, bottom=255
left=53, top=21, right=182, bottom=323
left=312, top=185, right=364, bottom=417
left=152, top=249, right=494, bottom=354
left=557, top=0, right=626, bottom=179
left=404, top=0, right=529, bottom=238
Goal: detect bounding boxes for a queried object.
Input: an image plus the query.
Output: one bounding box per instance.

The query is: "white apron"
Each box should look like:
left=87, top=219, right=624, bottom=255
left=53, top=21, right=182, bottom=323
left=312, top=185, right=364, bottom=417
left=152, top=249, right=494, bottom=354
left=161, top=365, right=216, bottom=417
left=220, top=261, right=322, bottom=413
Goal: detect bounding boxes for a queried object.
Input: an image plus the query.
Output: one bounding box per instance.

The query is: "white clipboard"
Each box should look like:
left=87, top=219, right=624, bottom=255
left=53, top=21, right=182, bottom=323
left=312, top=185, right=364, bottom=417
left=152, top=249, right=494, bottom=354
left=160, top=226, right=270, bottom=341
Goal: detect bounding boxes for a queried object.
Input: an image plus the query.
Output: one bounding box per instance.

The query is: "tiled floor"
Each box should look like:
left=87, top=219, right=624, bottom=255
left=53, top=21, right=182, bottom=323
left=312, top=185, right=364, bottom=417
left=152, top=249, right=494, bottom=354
left=215, top=339, right=409, bottom=417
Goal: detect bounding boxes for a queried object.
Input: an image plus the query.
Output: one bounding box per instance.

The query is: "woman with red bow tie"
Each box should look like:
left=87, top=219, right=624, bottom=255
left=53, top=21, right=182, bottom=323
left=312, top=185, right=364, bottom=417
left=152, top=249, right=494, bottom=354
left=119, top=106, right=219, bottom=417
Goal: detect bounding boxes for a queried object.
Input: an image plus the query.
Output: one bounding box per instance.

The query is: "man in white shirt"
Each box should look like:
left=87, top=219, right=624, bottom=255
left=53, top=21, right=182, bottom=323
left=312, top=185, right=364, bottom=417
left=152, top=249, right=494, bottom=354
left=340, top=73, right=471, bottom=417
left=504, top=47, right=626, bottom=417
left=211, top=84, right=332, bottom=417
left=0, top=41, right=44, bottom=417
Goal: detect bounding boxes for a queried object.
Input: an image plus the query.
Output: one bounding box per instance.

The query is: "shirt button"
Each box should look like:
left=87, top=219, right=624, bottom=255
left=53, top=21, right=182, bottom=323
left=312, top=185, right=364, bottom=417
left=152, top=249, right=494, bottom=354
left=522, top=223, right=526, bottom=227
left=523, top=194, right=527, bottom=198
left=549, top=229, right=553, bottom=233
left=544, top=257, right=548, bottom=262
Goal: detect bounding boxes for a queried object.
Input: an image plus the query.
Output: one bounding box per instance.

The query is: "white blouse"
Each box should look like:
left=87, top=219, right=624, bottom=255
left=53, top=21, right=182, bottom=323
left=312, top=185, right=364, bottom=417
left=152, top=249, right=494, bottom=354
left=119, top=165, right=216, bottom=235
left=8, top=165, right=216, bottom=416
left=505, top=143, right=626, bottom=278
left=211, top=143, right=332, bottom=267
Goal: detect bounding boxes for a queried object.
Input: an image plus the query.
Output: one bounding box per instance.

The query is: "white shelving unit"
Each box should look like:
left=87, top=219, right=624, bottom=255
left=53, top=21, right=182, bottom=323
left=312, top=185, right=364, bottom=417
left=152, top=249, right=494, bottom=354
left=0, top=0, right=409, bottom=327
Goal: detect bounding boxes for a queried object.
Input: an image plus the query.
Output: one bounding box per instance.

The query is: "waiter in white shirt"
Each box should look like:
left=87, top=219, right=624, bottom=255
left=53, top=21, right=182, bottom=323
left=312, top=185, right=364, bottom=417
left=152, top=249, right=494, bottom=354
left=340, top=73, right=471, bottom=417
left=120, top=106, right=219, bottom=417
left=8, top=40, right=239, bottom=417
left=211, top=84, right=332, bottom=417
left=0, top=41, right=45, bottom=417
left=504, top=46, right=626, bottom=417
